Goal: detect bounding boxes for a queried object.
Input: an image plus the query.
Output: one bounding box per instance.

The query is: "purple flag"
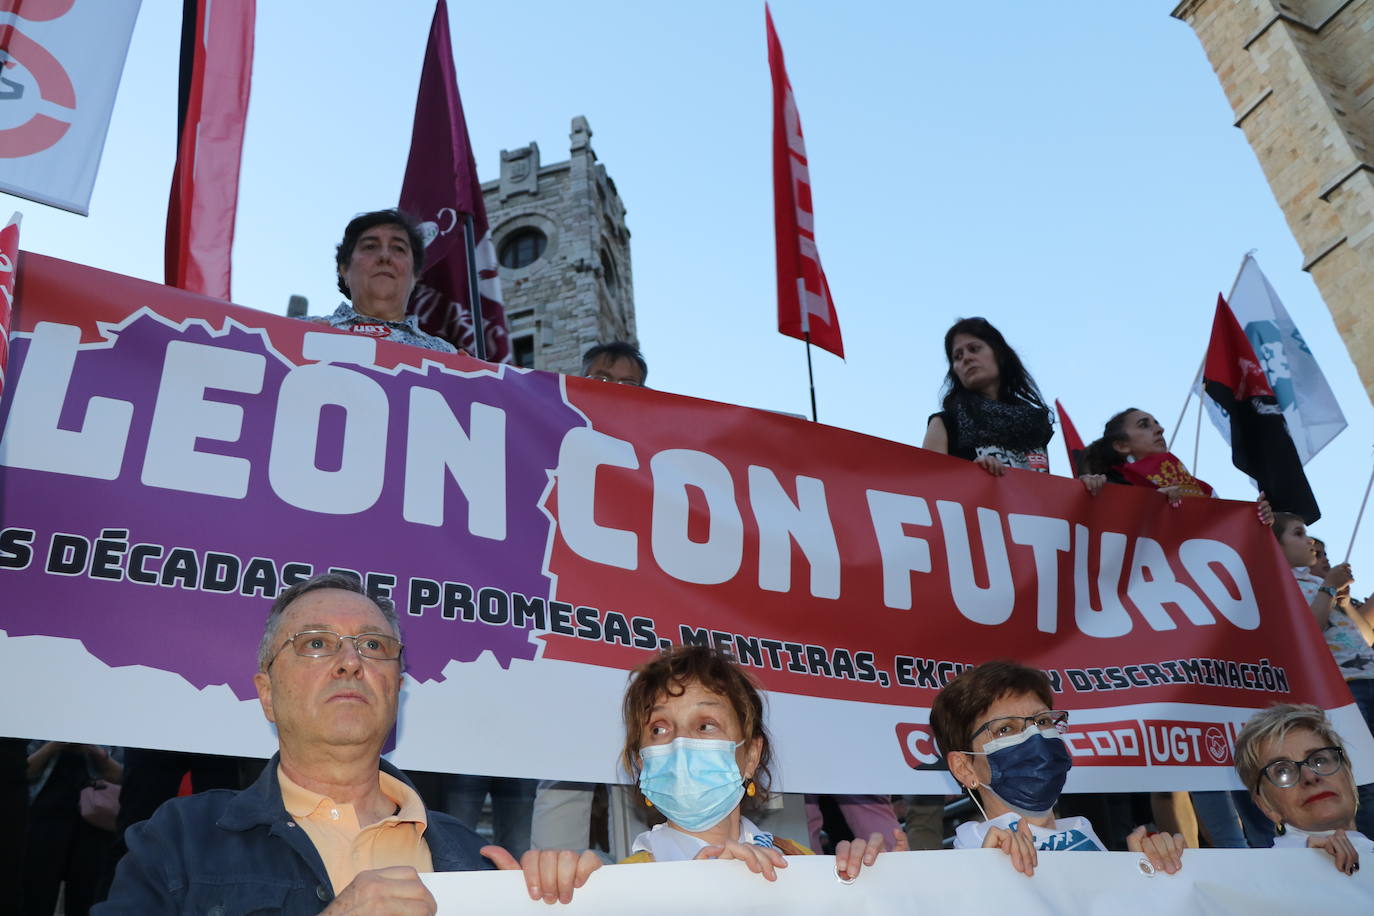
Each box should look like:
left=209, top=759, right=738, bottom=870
left=400, top=0, right=509, bottom=362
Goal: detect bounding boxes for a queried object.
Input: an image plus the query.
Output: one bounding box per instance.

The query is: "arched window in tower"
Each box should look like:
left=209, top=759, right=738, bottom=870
left=599, top=248, right=618, bottom=289
left=498, top=228, right=547, bottom=269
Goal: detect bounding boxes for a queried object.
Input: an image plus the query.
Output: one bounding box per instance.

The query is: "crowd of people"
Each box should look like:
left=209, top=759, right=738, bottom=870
left=6, top=209, right=1372, bottom=913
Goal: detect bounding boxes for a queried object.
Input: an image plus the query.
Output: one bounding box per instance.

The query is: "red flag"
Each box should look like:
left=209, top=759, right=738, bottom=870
left=399, top=0, right=509, bottom=363
left=767, top=5, right=843, bottom=359
left=1203, top=294, right=1319, bottom=522
left=1054, top=399, right=1085, bottom=474
left=0, top=212, right=17, bottom=397
left=164, top=0, right=254, bottom=299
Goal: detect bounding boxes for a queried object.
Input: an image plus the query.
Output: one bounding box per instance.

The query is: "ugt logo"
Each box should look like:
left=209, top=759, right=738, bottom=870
left=0, top=0, right=78, bottom=158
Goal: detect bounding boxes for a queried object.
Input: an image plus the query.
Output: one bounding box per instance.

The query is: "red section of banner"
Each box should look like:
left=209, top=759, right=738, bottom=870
left=541, top=377, right=1352, bottom=714
left=767, top=6, right=843, bottom=359
left=164, top=0, right=254, bottom=299
left=399, top=0, right=510, bottom=362
left=0, top=213, right=16, bottom=395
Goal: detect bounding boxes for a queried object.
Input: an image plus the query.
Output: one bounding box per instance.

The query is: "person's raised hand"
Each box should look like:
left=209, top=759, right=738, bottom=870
left=1325, top=562, right=1354, bottom=590
left=1079, top=474, right=1107, bottom=496
left=1127, top=825, right=1185, bottom=875
left=982, top=817, right=1037, bottom=876
left=481, top=845, right=601, bottom=906
left=322, top=866, right=435, bottom=916
left=1308, top=829, right=1361, bottom=876
left=694, top=840, right=788, bottom=881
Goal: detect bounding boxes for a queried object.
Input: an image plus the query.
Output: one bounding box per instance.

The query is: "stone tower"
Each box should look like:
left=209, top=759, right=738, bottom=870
left=1172, top=0, right=1374, bottom=402
left=482, top=116, right=636, bottom=375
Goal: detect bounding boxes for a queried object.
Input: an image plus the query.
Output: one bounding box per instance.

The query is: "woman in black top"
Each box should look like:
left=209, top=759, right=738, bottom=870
left=922, top=317, right=1053, bottom=476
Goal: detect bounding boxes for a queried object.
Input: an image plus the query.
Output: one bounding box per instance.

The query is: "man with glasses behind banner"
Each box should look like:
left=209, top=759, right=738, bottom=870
left=97, top=573, right=599, bottom=914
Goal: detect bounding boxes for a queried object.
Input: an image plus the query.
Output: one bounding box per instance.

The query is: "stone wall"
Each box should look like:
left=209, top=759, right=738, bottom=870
left=1173, top=0, right=1374, bottom=402
left=482, top=116, right=636, bottom=376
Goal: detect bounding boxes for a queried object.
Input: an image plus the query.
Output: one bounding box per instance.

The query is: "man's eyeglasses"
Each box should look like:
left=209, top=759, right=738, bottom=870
left=971, top=710, right=1070, bottom=744
left=271, top=630, right=403, bottom=665
left=586, top=372, right=643, bottom=387
left=1256, top=747, right=1346, bottom=790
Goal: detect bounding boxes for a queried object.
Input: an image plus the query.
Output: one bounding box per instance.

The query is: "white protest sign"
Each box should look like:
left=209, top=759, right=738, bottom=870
left=421, top=849, right=1374, bottom=914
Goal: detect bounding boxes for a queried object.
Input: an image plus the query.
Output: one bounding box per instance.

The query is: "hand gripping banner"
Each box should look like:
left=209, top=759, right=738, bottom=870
left=0, top=254, right=1368, bottom=792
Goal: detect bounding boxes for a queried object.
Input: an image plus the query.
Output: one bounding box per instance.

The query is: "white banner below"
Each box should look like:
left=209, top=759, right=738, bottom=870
left=423, top=849, right=1374, bottom=914
left=0, top=0, right=143, bottom=214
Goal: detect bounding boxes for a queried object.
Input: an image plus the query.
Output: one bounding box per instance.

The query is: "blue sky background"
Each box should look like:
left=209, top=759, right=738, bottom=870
left=7, top=0, right=1373, bottom=571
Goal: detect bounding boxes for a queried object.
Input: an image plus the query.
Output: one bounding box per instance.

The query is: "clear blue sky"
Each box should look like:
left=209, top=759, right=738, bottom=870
left=7, top=0, right=1373, bottom=569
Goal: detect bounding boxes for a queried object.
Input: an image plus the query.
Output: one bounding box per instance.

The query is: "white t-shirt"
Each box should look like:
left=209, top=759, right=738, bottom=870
left=953, top=812, right=1106, bottom=852
left=630, top=816, right=777, bottom=863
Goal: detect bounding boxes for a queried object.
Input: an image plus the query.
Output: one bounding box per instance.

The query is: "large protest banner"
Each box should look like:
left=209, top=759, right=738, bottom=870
left=421, top=851, right=1374, bottom=914
left=0, top=253, right=1369, bottom=792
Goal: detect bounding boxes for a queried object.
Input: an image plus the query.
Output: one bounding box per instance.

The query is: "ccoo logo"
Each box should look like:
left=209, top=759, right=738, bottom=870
left=0, top=0, right=78, bottom=158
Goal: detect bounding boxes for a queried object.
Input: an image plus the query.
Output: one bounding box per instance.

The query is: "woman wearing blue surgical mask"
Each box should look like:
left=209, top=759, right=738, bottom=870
left=619, top=645, right=905, bottom=881
left=930, top=660, right=1185, bottom=876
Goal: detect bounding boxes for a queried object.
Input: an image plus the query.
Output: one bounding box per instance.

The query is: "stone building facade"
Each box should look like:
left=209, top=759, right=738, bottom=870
left=1173, top=0, right=1374, bottom=402
left=482, top=116, right=636, bottom=375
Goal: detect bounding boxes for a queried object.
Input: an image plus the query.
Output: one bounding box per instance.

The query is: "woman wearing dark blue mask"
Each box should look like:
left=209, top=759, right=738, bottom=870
left=931, top=660, right=1185, bottom=876
left=618, top=645, right=905, bottom=881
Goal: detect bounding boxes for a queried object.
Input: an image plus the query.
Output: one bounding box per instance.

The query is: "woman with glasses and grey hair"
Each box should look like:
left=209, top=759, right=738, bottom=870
left=930, top=660, right=1186, bottom=876
left=1234, top=704, right=1370, bottom=875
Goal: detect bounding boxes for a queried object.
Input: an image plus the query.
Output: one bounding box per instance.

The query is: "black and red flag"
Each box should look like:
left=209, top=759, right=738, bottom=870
left=1055, top=399, right=1085, bottom=475
left=399, top=0, right=509, bottom=362
left=165, top=0, right=254, bottom=298
left=1202, top=294, right=1320, bottom=522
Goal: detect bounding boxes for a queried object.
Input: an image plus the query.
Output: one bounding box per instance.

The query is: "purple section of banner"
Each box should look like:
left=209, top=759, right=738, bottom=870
left=0, top=312, right=585, bottom=698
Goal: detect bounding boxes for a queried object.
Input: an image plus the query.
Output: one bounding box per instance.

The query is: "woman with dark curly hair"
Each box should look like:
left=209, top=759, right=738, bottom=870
left=922, top=317, right=1053, bottom=477
left=619, top=645, right=904, bottom=881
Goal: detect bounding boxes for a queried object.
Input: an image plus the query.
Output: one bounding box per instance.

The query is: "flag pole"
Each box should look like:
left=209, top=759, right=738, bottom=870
left=799, top=280, right=817, bottom=422
left=1345, top=450, right=1374, bottom=563
left=1168, top=359, right=1202, bottom=451
left=803, top=332, right=818, bottom=423
left=1192, top=386, right=1203, bottom=473
left=462, top=211, right=487, bottom=362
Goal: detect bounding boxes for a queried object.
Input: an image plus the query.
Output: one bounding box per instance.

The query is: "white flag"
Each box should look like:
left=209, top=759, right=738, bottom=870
left=0, top=1, right=142, bottom=215
left=1220, top=253, right=1347, bottom=464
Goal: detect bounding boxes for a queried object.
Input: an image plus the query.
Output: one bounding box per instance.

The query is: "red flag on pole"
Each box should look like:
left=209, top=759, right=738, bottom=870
left=767, top=5, right=843, bottom=359
left=0, top=211, right=18, bottom=398
left=164, top=0, right=254, bottom=299
left=400, top=0, right=509, bottom=363
left=1054, top=399, right=1085, bottom=474
left=1202, top=294, right=1320, bottom=522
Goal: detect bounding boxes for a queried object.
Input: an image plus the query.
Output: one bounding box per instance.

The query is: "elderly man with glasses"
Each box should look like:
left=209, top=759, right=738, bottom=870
left=97, top=573, right=598, bottom=914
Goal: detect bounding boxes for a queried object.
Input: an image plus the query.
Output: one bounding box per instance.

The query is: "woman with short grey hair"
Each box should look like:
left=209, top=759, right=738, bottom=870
left=1235, top=704, right=1369, bottom=875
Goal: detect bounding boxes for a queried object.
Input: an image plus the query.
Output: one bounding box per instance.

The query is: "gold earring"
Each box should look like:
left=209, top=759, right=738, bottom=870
left=745, top=779, right=757, bottom=798
left=1274, top=820, right=1285, bottom=836
left=644, top=797, right=653, bottom=808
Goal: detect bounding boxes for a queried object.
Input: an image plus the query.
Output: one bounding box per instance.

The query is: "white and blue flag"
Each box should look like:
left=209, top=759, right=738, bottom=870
left=1202, top=253, right=1346, bottom=465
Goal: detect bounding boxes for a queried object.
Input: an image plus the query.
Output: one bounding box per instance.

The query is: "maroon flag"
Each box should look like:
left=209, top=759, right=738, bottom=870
left=767, top=5, right=843, bottom=359
left=1054, top=399, right=1085, bottom=474
left=1203, top=294, right=1319, bottom=522
left=399, top=0, right=509, bottom=363
left=164, top=0, right=254, bottom=298
left=0, top=211, right=17, bottom=397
